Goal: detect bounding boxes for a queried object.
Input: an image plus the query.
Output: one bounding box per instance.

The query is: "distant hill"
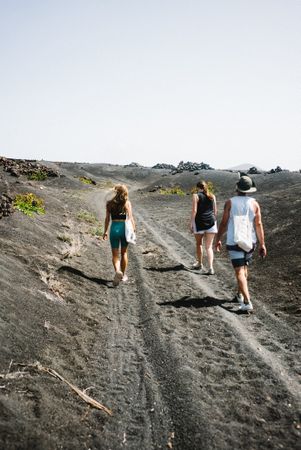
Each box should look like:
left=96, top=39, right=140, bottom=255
left=227, top=163, right=263, bottom=172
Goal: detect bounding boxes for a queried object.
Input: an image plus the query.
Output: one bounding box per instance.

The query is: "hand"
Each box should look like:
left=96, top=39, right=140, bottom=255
left=259, top=244, right=267, bottom=258
left=103, top=232, right=108, bottom=241
left=215, top=240, right=222, bottom=252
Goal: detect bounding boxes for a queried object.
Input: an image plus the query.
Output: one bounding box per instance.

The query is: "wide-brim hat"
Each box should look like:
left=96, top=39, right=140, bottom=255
left=236, top=175, right=257, bottom=193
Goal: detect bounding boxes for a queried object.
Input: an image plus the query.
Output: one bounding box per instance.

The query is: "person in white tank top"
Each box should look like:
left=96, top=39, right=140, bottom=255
left=215, top=175, right=267, bottom=312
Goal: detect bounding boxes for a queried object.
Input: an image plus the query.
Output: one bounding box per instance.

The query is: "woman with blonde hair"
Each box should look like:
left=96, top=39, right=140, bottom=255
left=190, top=180, right=217, bottom=275
left=103, top=184, right=136, bottom=286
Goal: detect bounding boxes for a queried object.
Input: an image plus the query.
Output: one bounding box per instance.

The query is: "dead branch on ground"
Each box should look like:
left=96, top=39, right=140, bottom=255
left=0, top=361, right=112, bottom=416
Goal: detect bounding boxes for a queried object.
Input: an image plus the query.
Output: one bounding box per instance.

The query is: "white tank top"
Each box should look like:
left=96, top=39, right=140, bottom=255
left=226, top=196, right=257, bottom=246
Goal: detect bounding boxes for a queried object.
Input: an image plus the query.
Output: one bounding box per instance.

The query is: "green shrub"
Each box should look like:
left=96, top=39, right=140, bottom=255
left=159, top=186, right=186, bottom=196
left=14, top=193, right=45, bottom=217
left=79, top=176, right=96, bottom=185
left=207, top=181, right=215, bottom=195
left=77, top=210, right=97, bottom=224
left=90, top=224, right=104, bottom=238
left=28, top=170, right=48, bottom=181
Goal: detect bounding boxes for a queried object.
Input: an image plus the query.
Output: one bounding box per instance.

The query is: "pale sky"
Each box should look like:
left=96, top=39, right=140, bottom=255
left=0, top=0, right=300, bottom=170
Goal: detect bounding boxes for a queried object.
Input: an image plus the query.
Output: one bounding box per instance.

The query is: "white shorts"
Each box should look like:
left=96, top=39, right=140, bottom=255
left=193, top=221, right=217, bottom=235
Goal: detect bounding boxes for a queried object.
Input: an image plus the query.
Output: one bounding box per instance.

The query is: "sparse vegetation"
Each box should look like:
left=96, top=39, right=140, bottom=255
left=98, top=180, right=115, bottom=189
left=90, top=224, right=104, bottom=238
left=13, top=193, right=45, bottom=217
left=28, top=170, right=48, bottom=181
left=159, top=186, right=186, bottom=196
left=191, top=181, right=216, bottom=195
left=77, top=210, right=103, bottom=238
left=79, top=176, right=96, bottom=185
left=77, top=210, right=97, bottom=224
left=57, top=234, right=73, bottom=244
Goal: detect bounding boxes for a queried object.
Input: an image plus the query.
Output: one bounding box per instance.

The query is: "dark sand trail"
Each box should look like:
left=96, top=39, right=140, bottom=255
left=133, top=205, right=301, bottom=403
left=0, top=163, right=300, bottom=449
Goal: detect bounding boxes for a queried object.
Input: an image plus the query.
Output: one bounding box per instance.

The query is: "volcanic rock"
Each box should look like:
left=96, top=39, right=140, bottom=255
left=0, top=193, right=14, bottom=219
left=0, top=157, right=59, bottom=178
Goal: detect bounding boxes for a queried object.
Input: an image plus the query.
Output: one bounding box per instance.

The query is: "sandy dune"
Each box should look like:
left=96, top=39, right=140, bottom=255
left=0, top=161, right=300, bottom=449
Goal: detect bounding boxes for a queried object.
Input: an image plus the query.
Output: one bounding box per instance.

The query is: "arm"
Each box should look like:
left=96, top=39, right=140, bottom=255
left=213, top=195, right=217, bottom=218
left=102, top=205, right=111, bottom=240
left=126, top=200, right=136, bottom=232
left=254, top=201, right=267, bottom=257
left=215, top=199, right=231, bottom=251
left=190, top=194, right=198, bottom=233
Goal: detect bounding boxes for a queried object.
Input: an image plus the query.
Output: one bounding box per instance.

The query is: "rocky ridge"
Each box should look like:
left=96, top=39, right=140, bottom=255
left=0, top=157, right=59, bottom=178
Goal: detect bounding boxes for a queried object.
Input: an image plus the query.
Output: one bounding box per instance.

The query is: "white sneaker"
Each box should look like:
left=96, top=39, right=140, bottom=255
left=206, top=268, right=215, bottom=275
left=239, top=301, right=253, bottom=312
left=192, top=262, right=204, bottom=270
left=113, top=270, right=123, bottom=286
left=122, top=274, right=128, bottom=282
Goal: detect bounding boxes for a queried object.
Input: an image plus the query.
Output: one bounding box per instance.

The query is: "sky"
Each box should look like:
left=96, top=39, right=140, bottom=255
left=0, top=0, right=300, bottom=170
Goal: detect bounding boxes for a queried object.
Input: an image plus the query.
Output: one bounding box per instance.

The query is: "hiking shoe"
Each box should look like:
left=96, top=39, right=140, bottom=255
left=113, top=270, right=123, bottom=286
left=239, top=301, right=253, bottom=312
left=192, top=262, right=204, bottom=270
left=206, top=268, right=215, bottom=275
left=234, top=292, right=244, bottom=304
left=122, top=274, right=128, bottom=282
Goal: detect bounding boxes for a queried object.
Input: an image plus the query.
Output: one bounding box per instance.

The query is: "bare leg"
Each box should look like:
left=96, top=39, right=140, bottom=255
left=237, top=265, right=249, bottom=297
left=234, top=266, right=250, bottom=303
left=204, top=233, right=215, bottom=269
left=112, top=248, right=120, bottom=272
left=120, top=246, right=128, bottom=275
left=194, top=234, right=204, bottom=266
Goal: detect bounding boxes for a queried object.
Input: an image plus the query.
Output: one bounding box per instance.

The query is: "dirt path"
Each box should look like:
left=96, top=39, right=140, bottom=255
left=85, top=186, right=300, bottom=449
left=1, top=169, right=300, bottom=450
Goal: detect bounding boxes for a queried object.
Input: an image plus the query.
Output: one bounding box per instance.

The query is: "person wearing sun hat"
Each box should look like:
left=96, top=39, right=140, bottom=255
left=215, top=175, right=267, bottom=312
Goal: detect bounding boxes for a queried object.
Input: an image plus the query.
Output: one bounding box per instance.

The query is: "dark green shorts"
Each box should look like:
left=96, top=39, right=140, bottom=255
left=110, top=221, right=128, bottom=249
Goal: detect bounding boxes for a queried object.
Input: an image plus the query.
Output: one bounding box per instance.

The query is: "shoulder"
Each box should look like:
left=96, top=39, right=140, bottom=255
left=251, top=198, right=260, bottom=212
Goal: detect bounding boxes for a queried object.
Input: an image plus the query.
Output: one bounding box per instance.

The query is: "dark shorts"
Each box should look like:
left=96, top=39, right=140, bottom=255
left=110, top=221, right=128, bottom=249
left=227, top=245, right=255, bottom=268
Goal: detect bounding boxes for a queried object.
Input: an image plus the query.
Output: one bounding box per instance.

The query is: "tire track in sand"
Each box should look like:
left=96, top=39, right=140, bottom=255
left=147, top=212, right=301, bottom=378
left=89, top=190, right=299, bottom=448
left=134, top=208, right=301, bottom=407
left=126, top=221, right=300, bottom=449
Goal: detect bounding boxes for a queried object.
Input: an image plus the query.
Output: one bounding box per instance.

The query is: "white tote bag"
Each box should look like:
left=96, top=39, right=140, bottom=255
left=233, top=215, right=253, bottom=252
left=125, top=219, right=136, bottom=244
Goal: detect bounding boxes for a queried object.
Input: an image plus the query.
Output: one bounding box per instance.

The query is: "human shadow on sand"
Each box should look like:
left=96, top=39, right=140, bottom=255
left=58, top=265, right=110, bottom=286
left=158, top=296, right=226, bottom=309
left=158, top=297, right=250, bottom=314
left=145, top=263, right=188, bottom=273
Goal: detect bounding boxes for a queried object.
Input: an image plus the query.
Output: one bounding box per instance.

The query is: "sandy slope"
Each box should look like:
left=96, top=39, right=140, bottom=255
left=0, top=163, right=300, bottom=450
